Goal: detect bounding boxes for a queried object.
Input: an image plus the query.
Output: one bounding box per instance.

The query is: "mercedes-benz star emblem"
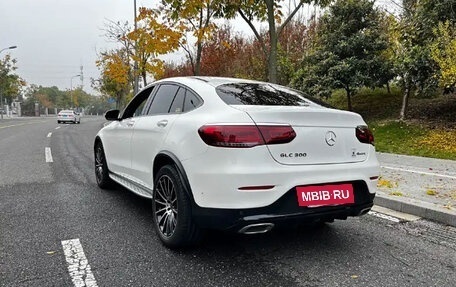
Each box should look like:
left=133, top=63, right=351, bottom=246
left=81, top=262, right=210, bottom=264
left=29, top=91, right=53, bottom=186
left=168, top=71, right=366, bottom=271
left=325, top=131, right=336, bottom=146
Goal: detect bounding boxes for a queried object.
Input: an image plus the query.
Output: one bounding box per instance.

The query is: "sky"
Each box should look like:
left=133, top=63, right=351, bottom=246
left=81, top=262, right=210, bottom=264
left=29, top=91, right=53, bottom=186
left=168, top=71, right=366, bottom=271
left=0, top=0, right=155, bottom=94
left=1, top=0, right=398, bottom=96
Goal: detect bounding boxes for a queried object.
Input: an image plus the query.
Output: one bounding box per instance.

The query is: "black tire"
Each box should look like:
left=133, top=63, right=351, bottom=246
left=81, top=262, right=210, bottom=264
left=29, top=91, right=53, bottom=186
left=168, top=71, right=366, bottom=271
left=152, top=165, right=201, bottom=248
left=57, top=121, right=60, bottom=124
left=94, top=141, right=113, bottom=189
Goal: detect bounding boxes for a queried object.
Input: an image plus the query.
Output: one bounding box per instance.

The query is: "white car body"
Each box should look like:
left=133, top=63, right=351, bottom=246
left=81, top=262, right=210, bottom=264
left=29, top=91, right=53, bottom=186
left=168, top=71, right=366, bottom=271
left=94, top=77, right=379, bottom=245
left=57, top=110, right=81, bottom=124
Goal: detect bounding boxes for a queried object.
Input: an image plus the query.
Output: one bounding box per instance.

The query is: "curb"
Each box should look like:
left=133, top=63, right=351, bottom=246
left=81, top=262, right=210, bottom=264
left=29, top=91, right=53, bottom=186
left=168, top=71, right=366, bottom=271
left=374, top=194, right=456, bottom=227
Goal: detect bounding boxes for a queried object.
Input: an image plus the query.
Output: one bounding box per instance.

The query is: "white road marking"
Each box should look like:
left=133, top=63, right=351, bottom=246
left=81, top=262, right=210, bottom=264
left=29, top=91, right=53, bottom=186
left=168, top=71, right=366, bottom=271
left=45, top=147, right=53, bottom=163
left=381, top=165, right=456, bottom=180
left=55, top=126, right=61, bottom=130
left=0, top=120, right=48, bottom=129
left=61, top=239, right=98, bottom=287
left=368, top=211, right=400, bottom=223
left=372, top=205, right=420, bottom=222
left=47, top=132, right=52, bottom=138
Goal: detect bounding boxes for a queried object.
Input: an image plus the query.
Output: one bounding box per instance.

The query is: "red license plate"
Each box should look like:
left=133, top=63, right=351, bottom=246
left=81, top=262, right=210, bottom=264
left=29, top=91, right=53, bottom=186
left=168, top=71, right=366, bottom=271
left=296, top=184, right=354, bottom=207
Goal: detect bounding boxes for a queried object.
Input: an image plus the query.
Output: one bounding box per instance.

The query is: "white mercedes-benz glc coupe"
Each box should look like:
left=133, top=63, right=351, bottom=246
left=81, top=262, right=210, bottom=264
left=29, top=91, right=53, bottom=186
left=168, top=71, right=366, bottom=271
left=94, top=77, right=379, bottom=248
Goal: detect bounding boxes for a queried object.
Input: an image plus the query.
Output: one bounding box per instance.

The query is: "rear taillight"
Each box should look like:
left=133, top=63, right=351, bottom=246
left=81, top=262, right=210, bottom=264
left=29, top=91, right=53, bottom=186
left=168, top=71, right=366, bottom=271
left=198, top=125, right=296, bottom=148
left=258, top=126, right=297, bottom=145
left=356, top=126, right=374, bottom=145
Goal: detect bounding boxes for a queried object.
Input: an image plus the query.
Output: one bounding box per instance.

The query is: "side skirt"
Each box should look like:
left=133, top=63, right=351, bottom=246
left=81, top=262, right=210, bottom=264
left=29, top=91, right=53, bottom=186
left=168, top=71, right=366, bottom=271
left=109, top=172, right=153, bottom=199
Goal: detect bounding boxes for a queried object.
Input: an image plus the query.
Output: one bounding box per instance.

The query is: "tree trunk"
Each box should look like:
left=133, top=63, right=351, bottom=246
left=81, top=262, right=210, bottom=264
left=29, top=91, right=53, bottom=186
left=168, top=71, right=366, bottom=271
left=195, top=41, right=202, bottom=76
left=142, top=70, right=147, bottom=87
left=386, top=82, right=391, bottom=94
left=399, top=83, right=411, bottom=120
left=345, top=87, right=352, bottom=111
left=265, top=0, right=278, bottom=83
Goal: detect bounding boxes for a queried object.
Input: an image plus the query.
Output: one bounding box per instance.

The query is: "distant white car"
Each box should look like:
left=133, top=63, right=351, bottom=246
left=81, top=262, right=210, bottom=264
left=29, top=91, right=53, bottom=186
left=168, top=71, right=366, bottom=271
left=57, top=110, right=81, bottom=124
left=94, top=76, right=379, bottom=247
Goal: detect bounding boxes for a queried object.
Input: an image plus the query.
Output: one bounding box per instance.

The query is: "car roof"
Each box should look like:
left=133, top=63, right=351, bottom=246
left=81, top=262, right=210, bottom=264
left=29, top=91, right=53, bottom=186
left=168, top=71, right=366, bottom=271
left=59, top=110, right=74, bottom=113
left=144, top=76, right=328, bottom=108
left=151, top=76, right=265, bottom=89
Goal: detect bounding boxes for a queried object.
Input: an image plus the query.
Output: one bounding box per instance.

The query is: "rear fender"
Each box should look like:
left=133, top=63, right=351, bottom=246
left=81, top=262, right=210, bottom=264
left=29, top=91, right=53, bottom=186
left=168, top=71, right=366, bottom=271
left=154, top=151, right=194, bottom=202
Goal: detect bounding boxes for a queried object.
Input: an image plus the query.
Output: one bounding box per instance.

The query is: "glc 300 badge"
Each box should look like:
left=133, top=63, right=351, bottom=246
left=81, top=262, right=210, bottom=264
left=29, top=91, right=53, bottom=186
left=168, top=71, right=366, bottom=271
left=280, top=152, right=307, bottom=158
left=325, top=131, right=336, bottom=146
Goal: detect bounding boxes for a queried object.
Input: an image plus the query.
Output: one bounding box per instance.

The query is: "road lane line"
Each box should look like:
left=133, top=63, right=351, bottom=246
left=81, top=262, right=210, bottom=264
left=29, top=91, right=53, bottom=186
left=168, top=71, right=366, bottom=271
left=47, top=132, right=52, bottom=138
left=381, top=166, right=456, bottom=180
left=368, top=211, right=400, bottom=223
left=0, top=120, right=48, bottom=129
left=45, top=147, right=53, bottom=163
left=61, top=239, right=98, bottom=287
left=55, top=126, right=61, bottom=130
left=372, top=205, right=420, bottom=222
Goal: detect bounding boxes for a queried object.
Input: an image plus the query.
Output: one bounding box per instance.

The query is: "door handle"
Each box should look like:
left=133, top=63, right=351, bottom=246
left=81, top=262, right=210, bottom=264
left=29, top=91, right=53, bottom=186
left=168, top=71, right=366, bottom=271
left=157, top=120, right=168, bottom=127
left=127, top=121, right=135, bottom=127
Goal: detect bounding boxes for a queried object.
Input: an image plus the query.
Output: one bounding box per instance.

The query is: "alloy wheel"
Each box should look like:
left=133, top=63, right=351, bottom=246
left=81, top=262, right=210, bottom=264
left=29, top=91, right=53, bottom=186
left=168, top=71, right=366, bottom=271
left=154, top=175, right=178, bottom=237
left=95, top=145, right=104, bottom=184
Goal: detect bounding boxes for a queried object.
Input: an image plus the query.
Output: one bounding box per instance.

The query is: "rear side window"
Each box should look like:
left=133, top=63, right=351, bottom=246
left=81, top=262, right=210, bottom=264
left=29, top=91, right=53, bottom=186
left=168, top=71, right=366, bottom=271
left=183, top=90, right=202, bottom=112
left=169, top=87, right=185, bottom=113
left=148, top=84, right=179, bottom=115
left=215, top=83, right=323, bottom=107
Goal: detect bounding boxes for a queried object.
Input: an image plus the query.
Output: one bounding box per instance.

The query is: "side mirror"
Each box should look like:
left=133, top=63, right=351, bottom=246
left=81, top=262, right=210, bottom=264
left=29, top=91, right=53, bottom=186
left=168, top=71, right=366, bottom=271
left=105, top=109, right=120, bottom=121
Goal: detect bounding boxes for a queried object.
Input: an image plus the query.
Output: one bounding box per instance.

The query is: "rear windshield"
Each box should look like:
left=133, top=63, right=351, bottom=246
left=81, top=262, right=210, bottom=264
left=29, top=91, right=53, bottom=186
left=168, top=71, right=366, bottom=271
left=215, top=83, right=330, bottom=107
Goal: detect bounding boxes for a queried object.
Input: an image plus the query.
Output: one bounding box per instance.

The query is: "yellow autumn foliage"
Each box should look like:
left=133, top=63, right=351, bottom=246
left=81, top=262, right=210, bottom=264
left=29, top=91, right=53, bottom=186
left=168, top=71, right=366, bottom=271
left=96, top=52, right=130, bottom=86
left=430, top=21, right=456, bottom=88
left=377, top=178, right=398, bottom=189
left=418, top=130, right=456, bottom=153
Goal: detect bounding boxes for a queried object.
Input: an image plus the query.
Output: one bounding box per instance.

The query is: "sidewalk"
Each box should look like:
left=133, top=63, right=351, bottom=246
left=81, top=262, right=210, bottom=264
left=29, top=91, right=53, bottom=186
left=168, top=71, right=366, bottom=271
left=375, top=152, right=456, bottom=227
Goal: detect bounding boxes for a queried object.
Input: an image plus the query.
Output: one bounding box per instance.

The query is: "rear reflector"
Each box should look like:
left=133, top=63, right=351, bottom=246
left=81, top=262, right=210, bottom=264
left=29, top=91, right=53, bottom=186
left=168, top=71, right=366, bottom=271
left=238, top=185, right=275, bottom=191
left=198, top=124, right=296, bottom=148
left=356, top=126, right=375, bottom=145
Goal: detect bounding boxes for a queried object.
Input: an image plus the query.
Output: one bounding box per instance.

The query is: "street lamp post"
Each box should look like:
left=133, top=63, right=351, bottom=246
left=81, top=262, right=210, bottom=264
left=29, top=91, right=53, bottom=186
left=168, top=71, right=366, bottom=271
left=70, top=74, right=81, bottom=109
left=133, top=0, right=139, bottom=95
left=0, top=45, right=17, bottom=120
left=0, top=45, right=17, bottom=54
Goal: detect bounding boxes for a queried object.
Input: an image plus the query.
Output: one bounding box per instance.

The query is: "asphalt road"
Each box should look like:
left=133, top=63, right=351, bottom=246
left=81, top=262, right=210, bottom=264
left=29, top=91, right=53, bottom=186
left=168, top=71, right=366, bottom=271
left=1, top=117, right=455, bottom=287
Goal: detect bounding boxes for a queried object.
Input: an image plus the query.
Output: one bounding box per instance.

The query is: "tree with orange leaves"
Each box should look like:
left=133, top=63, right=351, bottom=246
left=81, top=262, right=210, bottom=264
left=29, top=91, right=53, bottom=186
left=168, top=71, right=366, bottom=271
left=130, top=7, right=181, bottom=84
left=160, top=0, right=222, bottom=76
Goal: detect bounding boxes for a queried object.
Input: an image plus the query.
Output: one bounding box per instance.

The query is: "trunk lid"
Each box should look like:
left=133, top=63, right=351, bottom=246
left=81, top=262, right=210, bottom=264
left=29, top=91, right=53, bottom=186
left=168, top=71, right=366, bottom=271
left=234, top=105, right=370, bottom=165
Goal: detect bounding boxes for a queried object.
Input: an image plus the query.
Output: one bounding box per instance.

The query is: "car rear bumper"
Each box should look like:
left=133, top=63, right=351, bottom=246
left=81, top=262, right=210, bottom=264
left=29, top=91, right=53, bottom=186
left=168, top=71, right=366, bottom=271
left=183, top=146, right=379, bottom=209
left=191, top=180, right=375, bottom=231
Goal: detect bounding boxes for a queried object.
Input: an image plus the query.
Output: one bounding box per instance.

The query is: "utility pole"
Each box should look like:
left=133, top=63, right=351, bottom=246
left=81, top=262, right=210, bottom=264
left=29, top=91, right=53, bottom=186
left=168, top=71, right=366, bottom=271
left=133, top=0, right=139, bottom=95
left=0, top=91, right=3, bottom=120
left=80, top=65, right=84, bottom=90
left=70, top=74, right=81, bottom=108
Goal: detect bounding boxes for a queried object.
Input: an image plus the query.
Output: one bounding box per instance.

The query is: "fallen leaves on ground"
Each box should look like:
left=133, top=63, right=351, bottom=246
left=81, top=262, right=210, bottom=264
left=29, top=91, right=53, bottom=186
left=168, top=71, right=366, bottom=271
left=418, top=130, right=456, bottom=153
left=377, top=178, right=398, bottom=189
left=426, top=189, right=439, bottom=196
left=389, top=191, right=404, bottom=196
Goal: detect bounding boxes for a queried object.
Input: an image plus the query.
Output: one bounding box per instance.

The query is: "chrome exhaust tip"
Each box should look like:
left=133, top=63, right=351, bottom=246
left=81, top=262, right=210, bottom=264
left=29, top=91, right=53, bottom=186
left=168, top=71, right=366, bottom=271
left=238, top=223, right=275, bottom=234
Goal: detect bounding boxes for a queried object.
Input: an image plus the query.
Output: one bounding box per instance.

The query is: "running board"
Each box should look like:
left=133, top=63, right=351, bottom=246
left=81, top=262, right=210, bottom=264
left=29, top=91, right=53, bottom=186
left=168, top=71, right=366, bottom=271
left=109, top=172, right=153, bottom=199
